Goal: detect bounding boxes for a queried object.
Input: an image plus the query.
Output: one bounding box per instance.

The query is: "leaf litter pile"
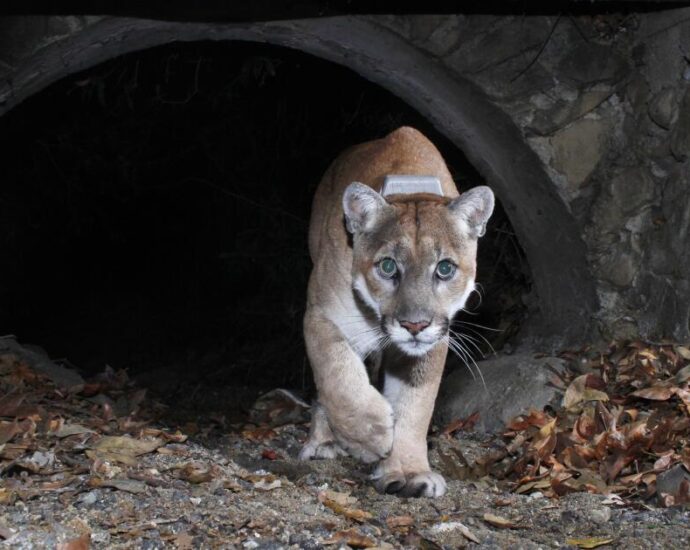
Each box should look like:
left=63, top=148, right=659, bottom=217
left=1, top=335, right=690, bottom=549
left=470, top=341, right=690, bottom=507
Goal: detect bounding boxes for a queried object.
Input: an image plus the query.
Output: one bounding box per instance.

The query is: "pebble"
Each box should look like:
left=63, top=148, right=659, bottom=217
left=78, top=491, right=98, bottom=506
left=589, top=507, right=612, bottom=524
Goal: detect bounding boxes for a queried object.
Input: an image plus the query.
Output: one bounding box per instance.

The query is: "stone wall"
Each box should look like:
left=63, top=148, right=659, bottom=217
left=376, top=10, right=690, bottom=341
left=1, top=8, right=690, bottom=343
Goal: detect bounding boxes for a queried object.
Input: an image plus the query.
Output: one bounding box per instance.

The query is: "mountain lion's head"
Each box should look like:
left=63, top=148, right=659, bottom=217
left=343, top=183, right=494, bottom=357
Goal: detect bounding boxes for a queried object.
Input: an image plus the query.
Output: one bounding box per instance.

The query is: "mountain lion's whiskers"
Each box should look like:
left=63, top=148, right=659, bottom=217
left=445, top=332, right=488, bottom=393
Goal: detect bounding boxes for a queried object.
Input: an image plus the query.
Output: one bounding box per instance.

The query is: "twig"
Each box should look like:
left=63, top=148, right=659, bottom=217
left=511, top=14, right=562, bottom=83
left=567, top=14, right=590, bottom=43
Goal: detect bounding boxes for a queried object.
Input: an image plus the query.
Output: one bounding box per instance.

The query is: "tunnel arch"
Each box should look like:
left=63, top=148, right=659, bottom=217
left=0, top=15, right=597, bottom=342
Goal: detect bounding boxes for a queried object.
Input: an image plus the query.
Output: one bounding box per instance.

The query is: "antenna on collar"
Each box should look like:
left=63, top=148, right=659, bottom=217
left=381, top=175, right=443, bottom=198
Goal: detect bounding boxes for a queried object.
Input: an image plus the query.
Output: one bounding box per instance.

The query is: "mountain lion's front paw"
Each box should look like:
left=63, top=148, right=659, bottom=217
left=298, top=440, right=347, bottom=460
left=371, top=461, right=447, bottom=498
left=327, top=390, right=394, bottom=463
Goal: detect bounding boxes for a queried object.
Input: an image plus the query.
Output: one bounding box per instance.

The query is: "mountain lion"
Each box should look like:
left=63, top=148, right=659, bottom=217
left=299, top=127, right=494, bottom=497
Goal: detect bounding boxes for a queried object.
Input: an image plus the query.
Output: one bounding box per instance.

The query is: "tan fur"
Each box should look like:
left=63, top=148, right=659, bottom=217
left=300, top=127, right=494, bottom=498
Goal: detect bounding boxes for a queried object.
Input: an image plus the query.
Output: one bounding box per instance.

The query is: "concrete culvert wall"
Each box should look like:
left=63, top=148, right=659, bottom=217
left=0, top=38, right=532, bottom=411
left=0, top=15, right=600, bottom=347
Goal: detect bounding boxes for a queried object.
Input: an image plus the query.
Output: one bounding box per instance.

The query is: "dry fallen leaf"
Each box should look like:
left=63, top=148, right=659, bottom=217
left=56, top=533, right=90, bottom=550
left=456, top=522, right=480, bottom=544
left=93, top=435, right=163, bottom=455
left=430, top=521, right=480, bottom=543
left=172, top=532, right=194, bottom=549
left=254, top=477, right=282, bottom=491
left=89, top=477, right=146, bottom=494
left=675, top=346, right=690, bottom=361
left=319, top=492, right=372, bottom=522
left=261, top=448, right=280, bottom=460
left=440, top=411, right=480, bottom=436
left=241, top=426, right=277, bottom=441
left=322, top=528, right=376, bottom=548
left=385, top=515, right=414, bottom=529
left=0, top=488, right=16, bottom=506
left=53, top=423, right=95, bottom=438
left=631, top=386, right=674, bottom=401
left=178, top=462, right=217, bottom=484
left=675, top=364, right=690, bottom=382
left=566, top=536, right=615, bottom=548
left=320, top=489, right=358, bottom=506
left=0, top=421, right=18, bottom=444
left=483, top=513, right=521, bottom=529
left=563, top=375, right=609, bottom=410
left=88, top=435, right=164, bottom=465
left=244, top=474, right=282, bottom=491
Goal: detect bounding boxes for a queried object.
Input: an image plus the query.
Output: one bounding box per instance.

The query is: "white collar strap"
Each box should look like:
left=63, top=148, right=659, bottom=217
left=380, top=174, right=443, bottom=198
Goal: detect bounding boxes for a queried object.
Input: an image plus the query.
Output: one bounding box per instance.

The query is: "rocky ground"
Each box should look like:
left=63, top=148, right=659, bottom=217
left=1, top=336, right=689, bottom=549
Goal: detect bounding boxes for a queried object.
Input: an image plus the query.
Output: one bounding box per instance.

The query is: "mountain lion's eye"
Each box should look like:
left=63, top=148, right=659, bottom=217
left=378, top=258, right=398, bottom=278
left=436, top=260, right=456, bottom=280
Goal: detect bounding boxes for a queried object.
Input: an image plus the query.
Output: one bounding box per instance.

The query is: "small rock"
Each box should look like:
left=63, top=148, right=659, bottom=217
left=599, top=250, right=638, bottom=288
left=671, top=88, right=690, bottom=161
left=656, top=464, right=690, bottom=503
left=26, top=451, right=54, bottom=470
left=648, top=87, right=678, bottom=129
left=78, top=491, right=98, bottom=506
left=588, top=507, right=612, bottom=524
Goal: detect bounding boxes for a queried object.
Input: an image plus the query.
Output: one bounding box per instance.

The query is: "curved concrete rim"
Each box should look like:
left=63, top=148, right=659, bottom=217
left=0, top=16, right=598, bottom=342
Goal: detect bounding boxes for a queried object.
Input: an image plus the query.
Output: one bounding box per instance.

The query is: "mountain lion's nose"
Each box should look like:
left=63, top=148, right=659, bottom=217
left=399, top=319, right=430, bottom=335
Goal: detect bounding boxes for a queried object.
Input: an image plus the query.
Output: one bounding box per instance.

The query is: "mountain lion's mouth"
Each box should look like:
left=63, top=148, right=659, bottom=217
left=395, top=336, right=439, bottom=357
left=381, top=319, right=445, bottom=357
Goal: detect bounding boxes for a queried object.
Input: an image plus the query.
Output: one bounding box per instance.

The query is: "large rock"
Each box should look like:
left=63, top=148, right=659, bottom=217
left=528, top=88, right=613, bottom=136
left=599, top=249, right=638, bottom=288
left=607, top=167, right=656, bottom=215
left=557, top=42, right=629, bottom=86
left=435, top=352, right=567, bottom=433
left=550, top=117, right=611, bottom=190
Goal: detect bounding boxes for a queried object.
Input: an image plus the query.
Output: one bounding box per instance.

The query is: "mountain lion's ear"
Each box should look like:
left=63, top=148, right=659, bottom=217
left=343, top=182, right=389, bottom=234
left=448, top=186, right=495, bottom=238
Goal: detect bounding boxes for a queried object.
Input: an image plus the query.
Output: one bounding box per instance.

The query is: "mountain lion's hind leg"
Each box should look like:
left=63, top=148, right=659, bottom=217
left=298, top=401, right=347, bottom=460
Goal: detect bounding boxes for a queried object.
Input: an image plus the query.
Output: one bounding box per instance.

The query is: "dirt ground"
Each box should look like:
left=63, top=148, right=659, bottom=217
left=3, top=427, right=689, bottom=549
left=1, top=338, right=689, bottom=549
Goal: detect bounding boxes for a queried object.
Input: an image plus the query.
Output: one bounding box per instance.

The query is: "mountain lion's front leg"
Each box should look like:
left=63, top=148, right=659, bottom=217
left=372, top=344, right=448, bottom=497
left=302, top=308, right=394, bottom=463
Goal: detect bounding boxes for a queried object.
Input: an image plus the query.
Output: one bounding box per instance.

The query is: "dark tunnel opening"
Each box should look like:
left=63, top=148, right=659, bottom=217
left=0, top=40, right=530, bottom=420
